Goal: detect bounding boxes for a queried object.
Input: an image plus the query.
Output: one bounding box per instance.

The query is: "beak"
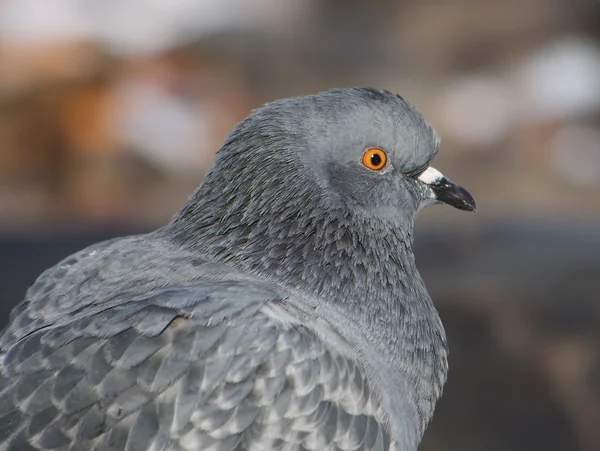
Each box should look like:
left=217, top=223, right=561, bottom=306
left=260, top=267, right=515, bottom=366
left=417, top=167, right=476, bottom=212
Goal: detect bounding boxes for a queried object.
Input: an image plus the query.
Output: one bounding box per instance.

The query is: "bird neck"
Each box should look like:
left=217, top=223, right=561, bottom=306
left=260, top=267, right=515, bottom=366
left=168, top=178, right=448, bottom=441
left=170, top=176, right=419, bottom=301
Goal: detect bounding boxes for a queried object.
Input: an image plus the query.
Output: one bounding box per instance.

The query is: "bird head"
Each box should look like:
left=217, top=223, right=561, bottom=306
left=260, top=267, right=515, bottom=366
left=200, top=87, right=475, bottom=234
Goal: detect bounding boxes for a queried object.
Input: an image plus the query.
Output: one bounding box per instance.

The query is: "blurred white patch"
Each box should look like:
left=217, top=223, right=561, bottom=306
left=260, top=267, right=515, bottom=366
left=0, top=0, right=96, bottom=46
left=515, top=37, right=600, bottom=120
left=0, top=0, right=305, bottom=55
left=93, top=0, right=282, bottom=55
left=418, top=167, right=443, bottom=185
left=551, top=125, right=600, bottom=186
left=112, top=77, right=207, bottom=174
left=437, top=76, right=515, bottom=148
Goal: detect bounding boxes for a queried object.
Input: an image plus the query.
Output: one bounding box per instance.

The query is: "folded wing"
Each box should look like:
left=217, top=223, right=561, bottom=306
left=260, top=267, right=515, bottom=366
left=0, top=255, right=391, bottom=450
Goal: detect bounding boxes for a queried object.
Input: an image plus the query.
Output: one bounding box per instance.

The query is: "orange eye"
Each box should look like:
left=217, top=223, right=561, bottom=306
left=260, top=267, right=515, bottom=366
left=362, top=148, right=387, bottom=171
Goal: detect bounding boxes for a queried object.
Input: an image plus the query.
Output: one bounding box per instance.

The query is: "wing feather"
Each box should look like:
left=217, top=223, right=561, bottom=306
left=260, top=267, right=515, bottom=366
left=0, top=242, right=392, bottom=451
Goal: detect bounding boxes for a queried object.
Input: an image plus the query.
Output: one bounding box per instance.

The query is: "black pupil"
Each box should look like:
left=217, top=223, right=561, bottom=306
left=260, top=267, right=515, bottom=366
left=370, top=153, right=382, bottom=167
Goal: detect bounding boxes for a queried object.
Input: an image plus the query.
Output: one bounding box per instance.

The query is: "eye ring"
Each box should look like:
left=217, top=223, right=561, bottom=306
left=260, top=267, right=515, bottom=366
left=362, top=148, right=387, bottom=171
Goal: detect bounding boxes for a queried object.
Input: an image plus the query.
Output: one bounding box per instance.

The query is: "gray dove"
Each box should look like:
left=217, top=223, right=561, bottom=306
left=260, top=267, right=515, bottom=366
left=0, top=87, right=475, bottom=451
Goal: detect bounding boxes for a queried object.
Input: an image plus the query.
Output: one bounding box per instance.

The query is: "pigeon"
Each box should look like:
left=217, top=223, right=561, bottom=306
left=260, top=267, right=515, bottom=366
left=0, top=87, right=475, bottom=451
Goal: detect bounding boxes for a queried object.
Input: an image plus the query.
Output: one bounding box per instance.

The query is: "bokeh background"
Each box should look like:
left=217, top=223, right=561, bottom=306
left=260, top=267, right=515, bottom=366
left=1, top=1, right=599, bottom=450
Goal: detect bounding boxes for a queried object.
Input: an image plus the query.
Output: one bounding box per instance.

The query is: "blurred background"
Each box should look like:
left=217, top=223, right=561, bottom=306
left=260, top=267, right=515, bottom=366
left=0, top=1, right=599, bottom=450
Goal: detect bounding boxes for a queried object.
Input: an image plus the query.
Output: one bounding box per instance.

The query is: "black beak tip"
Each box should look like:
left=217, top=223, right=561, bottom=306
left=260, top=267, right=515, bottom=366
left=430, top=179, right=476, bottom=213
left=456, top=189, right=477, bottom=212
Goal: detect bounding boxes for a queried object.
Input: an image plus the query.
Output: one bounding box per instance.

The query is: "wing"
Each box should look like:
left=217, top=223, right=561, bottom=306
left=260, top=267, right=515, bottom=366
left=0, top=257, right=392, bottom=451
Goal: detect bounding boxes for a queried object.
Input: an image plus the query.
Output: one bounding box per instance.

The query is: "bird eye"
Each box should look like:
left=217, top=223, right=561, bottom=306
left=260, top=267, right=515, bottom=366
left=362, top=148, right=387, bottom=171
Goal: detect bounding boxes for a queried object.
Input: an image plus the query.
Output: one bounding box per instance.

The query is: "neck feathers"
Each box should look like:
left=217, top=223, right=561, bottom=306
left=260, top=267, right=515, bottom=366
left=170, top=167, right=414, bottom=303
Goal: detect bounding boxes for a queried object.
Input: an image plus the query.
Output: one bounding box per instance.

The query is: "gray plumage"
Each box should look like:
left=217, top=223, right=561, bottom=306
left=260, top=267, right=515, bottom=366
left=0, top=88, right=475, bottom=451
